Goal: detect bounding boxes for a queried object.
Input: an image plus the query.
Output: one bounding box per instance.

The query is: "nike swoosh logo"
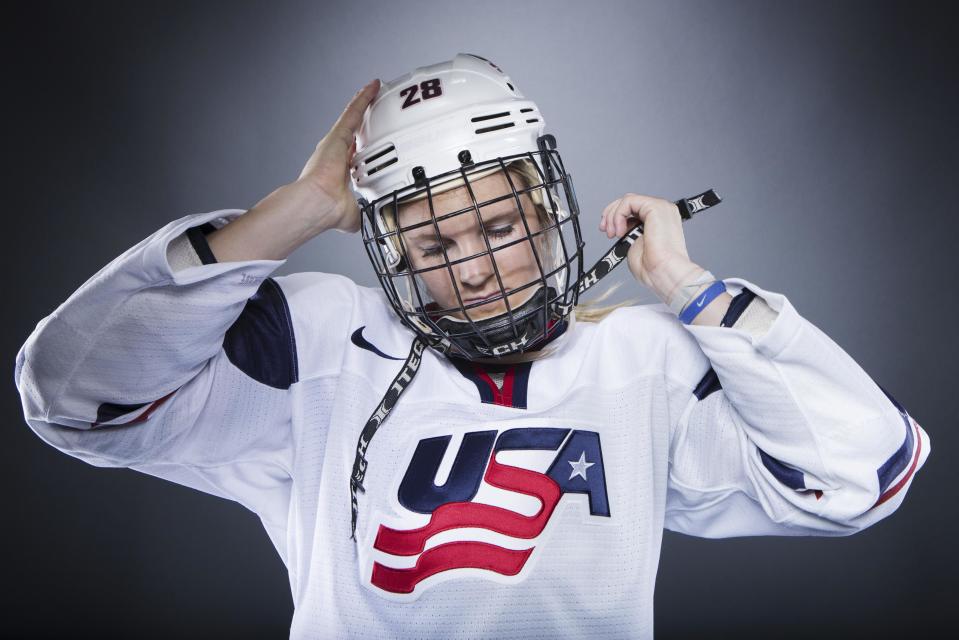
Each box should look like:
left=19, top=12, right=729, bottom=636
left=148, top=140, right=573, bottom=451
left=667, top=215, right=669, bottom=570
left=695, top=293, right=708, bottom=307
left=351, top=326, right=403, bottom=360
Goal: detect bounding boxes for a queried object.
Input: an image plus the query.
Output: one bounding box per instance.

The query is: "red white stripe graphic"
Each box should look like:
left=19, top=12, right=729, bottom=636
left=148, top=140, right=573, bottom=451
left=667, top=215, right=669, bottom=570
left=371, top=453, right=562, bottom=594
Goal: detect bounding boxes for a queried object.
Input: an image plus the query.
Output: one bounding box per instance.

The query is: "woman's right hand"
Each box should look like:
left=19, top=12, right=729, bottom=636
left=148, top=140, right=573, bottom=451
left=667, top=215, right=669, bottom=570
left=296, top=78, right=381, bottom=233
left=205, top=80, right=381, bottom=263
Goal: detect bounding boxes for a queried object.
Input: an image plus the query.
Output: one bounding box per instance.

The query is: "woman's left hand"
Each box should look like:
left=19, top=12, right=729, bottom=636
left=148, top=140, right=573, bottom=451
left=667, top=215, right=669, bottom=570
left=599, top=193, right=701, bottom=300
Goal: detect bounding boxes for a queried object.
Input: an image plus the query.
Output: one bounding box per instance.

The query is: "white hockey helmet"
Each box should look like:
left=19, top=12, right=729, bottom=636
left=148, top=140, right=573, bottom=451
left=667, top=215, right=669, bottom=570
left=351, top=53, right=584, bottom=361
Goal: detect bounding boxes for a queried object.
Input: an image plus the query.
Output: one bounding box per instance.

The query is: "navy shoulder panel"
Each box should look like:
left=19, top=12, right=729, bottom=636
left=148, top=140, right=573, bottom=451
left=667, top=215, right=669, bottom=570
left=223, top=277, right=299, bottom=390
left=720, top=286, right=757, bottom=327
left=186, top=222, right=298, bottom=389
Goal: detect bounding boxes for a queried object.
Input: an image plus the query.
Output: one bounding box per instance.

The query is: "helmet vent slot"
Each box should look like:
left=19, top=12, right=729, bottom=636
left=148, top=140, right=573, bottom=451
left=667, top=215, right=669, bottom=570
left=471, top=111, right=511, bottom=123
left=366, top=157, right=398, bottom=176
left=475, top=122, right=515, bottom=134
left=364, top=144, right=395, bottom=165
left=520, top=108, right=534, bottom=113
left=363, top=144, right=398, bottom=176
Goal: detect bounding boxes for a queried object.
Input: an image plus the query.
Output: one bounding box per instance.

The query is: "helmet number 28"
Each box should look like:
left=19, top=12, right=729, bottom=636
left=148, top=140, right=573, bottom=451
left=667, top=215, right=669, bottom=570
left=400, top=78, right=443, bottom=109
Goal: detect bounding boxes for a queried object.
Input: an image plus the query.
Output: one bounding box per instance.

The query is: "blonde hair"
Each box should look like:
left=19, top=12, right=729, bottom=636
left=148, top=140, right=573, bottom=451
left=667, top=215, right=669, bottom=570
left=574, top=282, right=641, bottom=323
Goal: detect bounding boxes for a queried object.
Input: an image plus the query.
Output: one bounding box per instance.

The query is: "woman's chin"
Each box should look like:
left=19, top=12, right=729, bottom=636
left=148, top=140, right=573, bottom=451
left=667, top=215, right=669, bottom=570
left=455, top=291, right=539, bottom=321
left=458, top=302, right=506, bottom=321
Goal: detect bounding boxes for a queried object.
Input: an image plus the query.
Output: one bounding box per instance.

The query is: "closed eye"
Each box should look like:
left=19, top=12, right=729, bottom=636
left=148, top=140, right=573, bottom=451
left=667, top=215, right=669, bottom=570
left=419, top=225, right=517, bottom=258
left=420, top=244, right=446, bottom=258
left=487, top=224, right=514, bottom=239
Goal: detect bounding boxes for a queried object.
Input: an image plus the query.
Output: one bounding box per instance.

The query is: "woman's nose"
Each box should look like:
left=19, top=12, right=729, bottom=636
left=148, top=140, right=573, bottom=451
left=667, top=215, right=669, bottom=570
left=456, top=239, right=495, bottom=288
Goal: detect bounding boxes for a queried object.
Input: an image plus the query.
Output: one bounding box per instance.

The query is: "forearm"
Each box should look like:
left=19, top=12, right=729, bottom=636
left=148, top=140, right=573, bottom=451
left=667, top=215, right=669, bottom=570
left=206, top=180, right=338, bottom=263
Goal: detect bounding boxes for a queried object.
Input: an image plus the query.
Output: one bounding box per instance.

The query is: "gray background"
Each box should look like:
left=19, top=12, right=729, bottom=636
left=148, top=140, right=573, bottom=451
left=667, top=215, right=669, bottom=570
left=5, top=0, right=955, bottom=637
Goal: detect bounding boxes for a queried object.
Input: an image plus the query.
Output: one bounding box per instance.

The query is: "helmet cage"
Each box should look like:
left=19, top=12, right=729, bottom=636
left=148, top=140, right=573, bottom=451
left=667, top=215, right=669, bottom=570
left=359, top=144, right=584, bottom=360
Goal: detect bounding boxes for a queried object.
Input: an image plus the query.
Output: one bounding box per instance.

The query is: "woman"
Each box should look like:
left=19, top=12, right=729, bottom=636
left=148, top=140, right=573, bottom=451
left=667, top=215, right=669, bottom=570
left=15, top=54, right=930, bottom=638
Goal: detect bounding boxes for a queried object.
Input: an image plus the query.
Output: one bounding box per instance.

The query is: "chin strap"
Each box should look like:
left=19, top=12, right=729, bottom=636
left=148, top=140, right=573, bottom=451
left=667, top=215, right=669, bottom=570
left=348, top=187, right=722, bottom=542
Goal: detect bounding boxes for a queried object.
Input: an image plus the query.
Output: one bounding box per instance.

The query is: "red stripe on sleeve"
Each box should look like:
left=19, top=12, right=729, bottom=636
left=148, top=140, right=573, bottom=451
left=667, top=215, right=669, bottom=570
left=873, top=418, right=923, bottom=508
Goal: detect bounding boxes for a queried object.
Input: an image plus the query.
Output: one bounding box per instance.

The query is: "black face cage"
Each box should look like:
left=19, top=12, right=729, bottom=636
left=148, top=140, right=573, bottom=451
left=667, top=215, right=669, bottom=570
left=358, top=137, right=585, bottom=361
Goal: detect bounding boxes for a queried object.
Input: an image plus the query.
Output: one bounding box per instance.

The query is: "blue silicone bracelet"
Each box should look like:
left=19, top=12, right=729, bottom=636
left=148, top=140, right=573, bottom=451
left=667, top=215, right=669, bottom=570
left=679, top=280, right=727, bottom=325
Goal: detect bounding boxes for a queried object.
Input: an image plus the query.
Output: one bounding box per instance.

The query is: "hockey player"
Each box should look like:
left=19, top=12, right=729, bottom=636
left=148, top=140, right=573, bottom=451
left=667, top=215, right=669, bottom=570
left=15, top=54, right=930, bottom=638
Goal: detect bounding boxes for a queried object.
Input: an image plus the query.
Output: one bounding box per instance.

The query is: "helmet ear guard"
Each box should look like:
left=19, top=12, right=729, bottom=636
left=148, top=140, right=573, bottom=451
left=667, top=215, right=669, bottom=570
left=373, top=203, right=406, bottom=272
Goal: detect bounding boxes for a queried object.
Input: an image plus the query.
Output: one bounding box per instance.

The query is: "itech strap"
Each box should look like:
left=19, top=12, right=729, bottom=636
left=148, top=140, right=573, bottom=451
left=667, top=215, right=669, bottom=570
left=578, top=188, right=722, bottom=296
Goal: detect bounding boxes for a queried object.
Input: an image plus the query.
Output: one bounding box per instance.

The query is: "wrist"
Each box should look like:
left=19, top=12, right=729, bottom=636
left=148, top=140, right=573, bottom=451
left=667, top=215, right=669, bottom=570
left=283, top=179, right=347, bottom=236
left=649, top=261, right=707, bottom=306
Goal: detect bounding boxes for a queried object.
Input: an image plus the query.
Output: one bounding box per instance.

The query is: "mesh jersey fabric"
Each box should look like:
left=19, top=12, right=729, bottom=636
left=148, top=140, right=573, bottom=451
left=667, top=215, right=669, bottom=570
left=15, top=208, right=931, bottom=639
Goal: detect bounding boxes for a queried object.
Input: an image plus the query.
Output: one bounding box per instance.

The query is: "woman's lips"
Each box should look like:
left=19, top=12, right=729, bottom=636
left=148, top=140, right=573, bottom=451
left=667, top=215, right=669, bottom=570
left=463, top=293, right=501, bottom=305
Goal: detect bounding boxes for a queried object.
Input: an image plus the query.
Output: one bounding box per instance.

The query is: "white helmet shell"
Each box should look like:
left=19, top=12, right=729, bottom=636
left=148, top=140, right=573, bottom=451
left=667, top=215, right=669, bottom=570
left=351, top=53, right=546, bottom=201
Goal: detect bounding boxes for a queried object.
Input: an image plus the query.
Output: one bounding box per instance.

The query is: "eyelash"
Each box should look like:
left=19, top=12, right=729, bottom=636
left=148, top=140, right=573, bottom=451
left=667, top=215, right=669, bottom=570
left=420, top=225, right=515, bottom=258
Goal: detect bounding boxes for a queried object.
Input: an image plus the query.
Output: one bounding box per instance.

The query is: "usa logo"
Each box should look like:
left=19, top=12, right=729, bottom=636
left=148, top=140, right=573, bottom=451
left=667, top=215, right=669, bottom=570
left=360, top=427, right=610, bottom=600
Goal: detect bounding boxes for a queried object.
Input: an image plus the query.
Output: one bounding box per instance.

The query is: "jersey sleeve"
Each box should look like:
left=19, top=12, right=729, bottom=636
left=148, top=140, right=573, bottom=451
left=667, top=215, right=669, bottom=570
left=14, top=209, right=298, bottom=556
left=662, top=277, right=931, bottom=537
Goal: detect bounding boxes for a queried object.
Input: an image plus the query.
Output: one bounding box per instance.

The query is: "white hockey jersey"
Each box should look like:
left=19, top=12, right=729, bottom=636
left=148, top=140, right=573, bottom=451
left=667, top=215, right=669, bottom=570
left=15, top=208, right=931, bottom=639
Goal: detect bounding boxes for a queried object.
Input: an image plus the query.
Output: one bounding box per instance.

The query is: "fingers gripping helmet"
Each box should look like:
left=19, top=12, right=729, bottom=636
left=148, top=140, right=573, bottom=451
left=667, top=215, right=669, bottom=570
left=351, top=53, right=584, bottom=361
